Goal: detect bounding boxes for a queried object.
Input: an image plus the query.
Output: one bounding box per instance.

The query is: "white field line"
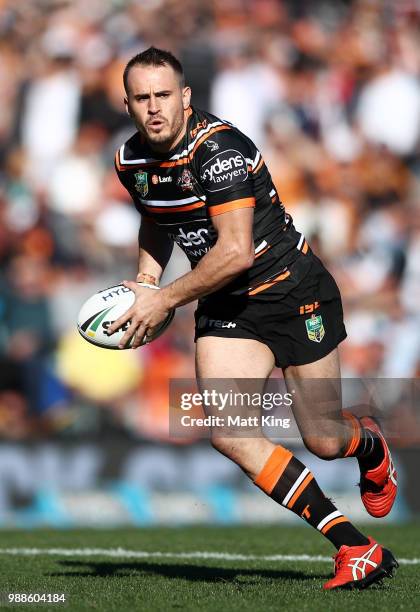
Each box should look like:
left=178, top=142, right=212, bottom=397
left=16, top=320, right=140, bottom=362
left=0, top=548, right=418, bottom=565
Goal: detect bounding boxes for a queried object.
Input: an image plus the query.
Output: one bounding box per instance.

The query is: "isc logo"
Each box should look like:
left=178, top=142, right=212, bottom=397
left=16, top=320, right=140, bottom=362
left=299, top=302, right=320, bottom=315
left=190, top=119, right=208, bottom=138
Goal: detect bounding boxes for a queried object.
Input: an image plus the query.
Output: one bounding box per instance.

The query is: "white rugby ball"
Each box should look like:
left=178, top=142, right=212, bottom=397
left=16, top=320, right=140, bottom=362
left=77, top=282, right=174, bottom=349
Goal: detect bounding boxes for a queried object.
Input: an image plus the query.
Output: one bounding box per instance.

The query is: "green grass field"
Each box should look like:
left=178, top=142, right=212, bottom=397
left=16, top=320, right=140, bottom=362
left=0, top=524, right=418, bottom=611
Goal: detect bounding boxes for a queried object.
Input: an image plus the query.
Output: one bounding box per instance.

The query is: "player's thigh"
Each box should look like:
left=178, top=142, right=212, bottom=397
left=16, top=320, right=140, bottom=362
left=196, top=336, right=275, bottom=379
left=195, top=336, right=276, bottom=472
left=283, top=347, right=344, bottom=443
left=195, top=336, right=275, bottom=419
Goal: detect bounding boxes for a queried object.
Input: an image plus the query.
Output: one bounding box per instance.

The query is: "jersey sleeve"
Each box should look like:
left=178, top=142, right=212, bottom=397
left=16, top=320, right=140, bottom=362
left=114, top=150, right=155, bottom=220
left=193, top=128, right=257, bottom=217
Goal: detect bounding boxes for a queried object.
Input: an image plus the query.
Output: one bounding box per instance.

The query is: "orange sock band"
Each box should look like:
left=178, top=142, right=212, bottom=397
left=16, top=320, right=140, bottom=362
left=254, top=446, right=293, bottom=494
left=343, top=411, right=362, bottom=457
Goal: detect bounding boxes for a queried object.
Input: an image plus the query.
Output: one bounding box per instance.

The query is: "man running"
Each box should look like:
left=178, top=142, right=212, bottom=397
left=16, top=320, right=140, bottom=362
left=108, top=47, right=398, bottom=589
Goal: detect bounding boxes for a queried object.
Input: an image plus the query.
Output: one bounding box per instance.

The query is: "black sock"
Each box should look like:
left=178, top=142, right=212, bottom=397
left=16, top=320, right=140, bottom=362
left=255, top=449, right=369, bottom=550
left=356, top=429, right=385, bottom=472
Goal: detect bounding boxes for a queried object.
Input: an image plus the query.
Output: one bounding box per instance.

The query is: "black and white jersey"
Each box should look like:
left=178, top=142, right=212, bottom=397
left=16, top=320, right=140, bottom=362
left=115, top=106, right=310, bottom=298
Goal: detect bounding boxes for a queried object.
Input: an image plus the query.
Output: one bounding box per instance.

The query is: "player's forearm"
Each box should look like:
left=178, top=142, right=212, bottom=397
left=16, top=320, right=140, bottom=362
left=137, top=219, right=173, bottom=284
left=160, top=241, right=254, bottom=309
left=137, top=248, right=166, bottom=284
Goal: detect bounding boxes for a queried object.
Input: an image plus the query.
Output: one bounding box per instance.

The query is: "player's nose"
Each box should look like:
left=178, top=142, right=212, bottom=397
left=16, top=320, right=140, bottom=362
left=147, top=95, right=160, bottom=113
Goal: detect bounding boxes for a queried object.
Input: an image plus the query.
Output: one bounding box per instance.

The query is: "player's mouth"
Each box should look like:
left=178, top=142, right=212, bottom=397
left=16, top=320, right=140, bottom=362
left=147, top=119, right=166, bottom=131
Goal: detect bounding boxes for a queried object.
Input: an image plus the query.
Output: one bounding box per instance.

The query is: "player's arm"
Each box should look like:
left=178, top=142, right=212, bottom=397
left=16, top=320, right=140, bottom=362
left=136, top=216, right=173, bottom=285
left=107, top=204, right=254, bottom=348
left=114, top=155, right=173, bottom=285
left=160, top=205, right=254, bottom=307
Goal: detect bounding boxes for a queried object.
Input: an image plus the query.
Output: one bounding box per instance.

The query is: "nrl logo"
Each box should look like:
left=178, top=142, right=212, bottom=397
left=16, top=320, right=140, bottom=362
left=204, top=140, right=219, bottom=151
left=305, top=314, right=325, bottom=343
left=134, top=170, right=148, bottom=197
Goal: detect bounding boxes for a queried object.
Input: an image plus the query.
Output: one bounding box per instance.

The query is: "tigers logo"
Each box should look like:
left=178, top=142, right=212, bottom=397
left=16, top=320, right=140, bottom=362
left=204, top=140, right=219, bottom=151
left=177, top=169, right=195, bottom=191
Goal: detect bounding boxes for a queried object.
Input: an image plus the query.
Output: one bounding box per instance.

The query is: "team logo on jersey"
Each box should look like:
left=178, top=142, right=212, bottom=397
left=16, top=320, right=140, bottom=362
left=305, top=314, right=325, bottom=343
left=178, top=169, right=195, bottom=191
left=201, top=149, right=248, bottom=192
left=204, top=140, right=219, bottom=151
left=134, top=171, right=148, bottom=196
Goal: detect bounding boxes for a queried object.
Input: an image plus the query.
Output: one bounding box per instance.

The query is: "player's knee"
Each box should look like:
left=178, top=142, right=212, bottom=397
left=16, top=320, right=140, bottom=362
left=303, top=436, right=343, bottom=460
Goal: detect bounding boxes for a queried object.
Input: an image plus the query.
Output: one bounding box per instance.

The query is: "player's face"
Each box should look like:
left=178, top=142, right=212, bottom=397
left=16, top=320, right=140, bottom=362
left=124, top=64, right=191, bottom=152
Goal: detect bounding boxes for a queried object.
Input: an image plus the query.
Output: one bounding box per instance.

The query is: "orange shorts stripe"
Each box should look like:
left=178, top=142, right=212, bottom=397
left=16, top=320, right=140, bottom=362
left=255, top=245, right=271, bottom=259
left=254, top=447, right=293, bottom=495
left=208, top=197, right=255, bottom=217
left=321, top=515, right=349, bottom=534
left=302, top=241, right=309, bottom=254
left=248, top=270, right=290, bottom=296
left=287, top=473, right=314, bottom=509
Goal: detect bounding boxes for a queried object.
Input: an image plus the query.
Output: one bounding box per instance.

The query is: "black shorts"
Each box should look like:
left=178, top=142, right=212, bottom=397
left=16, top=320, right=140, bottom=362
left=194, top=252, right=347, bottom=369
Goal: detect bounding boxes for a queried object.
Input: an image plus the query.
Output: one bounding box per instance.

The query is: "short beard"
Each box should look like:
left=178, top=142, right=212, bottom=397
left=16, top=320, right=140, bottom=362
left=139, top=114, right=184, bottom=152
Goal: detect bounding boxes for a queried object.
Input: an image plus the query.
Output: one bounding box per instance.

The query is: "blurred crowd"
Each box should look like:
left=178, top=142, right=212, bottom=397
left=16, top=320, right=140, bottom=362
left=0, top=0, right=419, bottom=441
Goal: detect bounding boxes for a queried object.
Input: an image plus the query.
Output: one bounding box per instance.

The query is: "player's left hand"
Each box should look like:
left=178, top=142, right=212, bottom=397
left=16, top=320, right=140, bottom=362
left=106, top=280, right=170, bottom=349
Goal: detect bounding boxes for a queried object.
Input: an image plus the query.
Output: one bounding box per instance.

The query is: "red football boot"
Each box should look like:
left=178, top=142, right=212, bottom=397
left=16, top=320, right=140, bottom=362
left=323, top=537, right=398, bottom=590
left=359, top=416, right=397, bottom=518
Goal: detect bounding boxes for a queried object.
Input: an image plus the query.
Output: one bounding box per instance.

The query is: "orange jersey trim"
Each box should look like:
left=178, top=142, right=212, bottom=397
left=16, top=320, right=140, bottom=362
left=115, top=149, right=123, bottom=171
left=143, top=201, right=205, bottom=214
left=248, top=270, right=290, bottom=296
left=208, top=197, right=255, bottom=217
left=287, top=473, right=314, bottom=509
left=254, top=447, right=293, bottom=495
left=116, top=121, right=231, bottom=171
left=253, top=158, right=264, bottom=174
left=302, top=240, right=309, bottom=254
left=191, top=125, right=231, bottom=155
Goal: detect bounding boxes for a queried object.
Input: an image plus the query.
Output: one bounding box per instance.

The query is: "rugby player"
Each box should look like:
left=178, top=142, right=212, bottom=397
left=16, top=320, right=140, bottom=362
left=108, top=47, right=398, bottom=589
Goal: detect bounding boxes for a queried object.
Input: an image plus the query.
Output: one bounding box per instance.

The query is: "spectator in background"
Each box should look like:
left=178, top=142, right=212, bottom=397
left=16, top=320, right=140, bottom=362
left=20, top=27, right=81, bottom=191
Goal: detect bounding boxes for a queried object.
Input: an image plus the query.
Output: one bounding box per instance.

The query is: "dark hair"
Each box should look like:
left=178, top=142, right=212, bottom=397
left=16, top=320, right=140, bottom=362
left=123, top=46, right=185, bottom=93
